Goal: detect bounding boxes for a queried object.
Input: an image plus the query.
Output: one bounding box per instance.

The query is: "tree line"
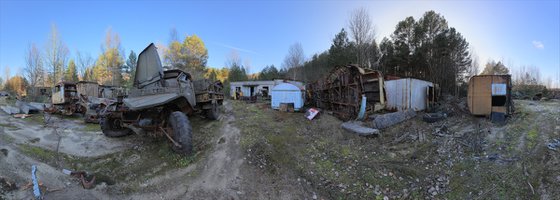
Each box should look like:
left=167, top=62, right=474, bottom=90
left=2, top=10, right=552, bottom=97
left=0, top=25, right=225, bottom=97
left=280, top=10, right=473, bottom=95
left=281, top=9, right=555, bottom=94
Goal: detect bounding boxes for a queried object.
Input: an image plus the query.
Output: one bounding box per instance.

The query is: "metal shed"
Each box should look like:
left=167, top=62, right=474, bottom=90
left=385, top=78, right=434, bottom=111
left=230, top=80, right=276, bottom=99
left=271, top=83, right=305, bottom=111
left=467, top=75, right=513, bottom=117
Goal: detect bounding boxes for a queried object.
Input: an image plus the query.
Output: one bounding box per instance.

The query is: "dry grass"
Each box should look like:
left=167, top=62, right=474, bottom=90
left=231, top=99, right=560, bottom=199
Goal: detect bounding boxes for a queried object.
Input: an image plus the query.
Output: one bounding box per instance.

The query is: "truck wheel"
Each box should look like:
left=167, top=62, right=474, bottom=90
left=206, top=103, right=220, bottom=120
left=101, top=117, right=131, bottom=137
left=168, top=111, right=193, bottom=155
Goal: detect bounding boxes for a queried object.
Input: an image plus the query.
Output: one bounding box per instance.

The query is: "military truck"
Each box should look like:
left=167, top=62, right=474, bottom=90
left=45, top=81, right=87, bottom=115
left=100, top=43, right=224, bottom=155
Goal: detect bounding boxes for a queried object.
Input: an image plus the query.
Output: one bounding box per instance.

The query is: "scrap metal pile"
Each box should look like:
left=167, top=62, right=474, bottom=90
left=42, top=81, right=122, bottom=123
left=308, top=65, right=386, bottom=120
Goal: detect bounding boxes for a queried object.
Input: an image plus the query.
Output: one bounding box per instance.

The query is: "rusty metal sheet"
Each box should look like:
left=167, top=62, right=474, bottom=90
left=308, top=64, right=386, bottom=120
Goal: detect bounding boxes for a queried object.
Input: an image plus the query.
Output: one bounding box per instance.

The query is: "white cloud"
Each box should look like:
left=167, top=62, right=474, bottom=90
left=213, top=42, right=259, bottom=55
left=532, top=40, right=544, bottom=49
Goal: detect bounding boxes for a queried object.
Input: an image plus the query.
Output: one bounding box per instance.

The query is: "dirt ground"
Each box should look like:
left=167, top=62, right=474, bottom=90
left=0, top=98, right=318, bottom=200
left=232, top=98, right=560, bottom=199
left=1, top=96, right=559, bottom=199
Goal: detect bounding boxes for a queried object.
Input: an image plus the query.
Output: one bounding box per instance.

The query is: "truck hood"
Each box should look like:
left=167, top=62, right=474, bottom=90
left=123, top=93, right=180, bottom=111
left=134, top=43, right=163, bottom=88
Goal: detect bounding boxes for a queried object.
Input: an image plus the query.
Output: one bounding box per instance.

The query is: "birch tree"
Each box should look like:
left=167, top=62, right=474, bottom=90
left=45, top=24, right=69, bottom=85
left=349, top=7, right=375, bottom=68
left=282, top=42, right=304, bottom=80
left=24, top=43, right=44, bottom=89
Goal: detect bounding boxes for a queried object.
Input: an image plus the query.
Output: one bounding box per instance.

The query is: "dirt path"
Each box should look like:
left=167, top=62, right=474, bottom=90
left=125, top=101, right=314, bottom=199
left=181, top=101, right=245, bottom=199
left=1, top=101, right=315, bottom=199
left=161, top=101, right=314, bottom=199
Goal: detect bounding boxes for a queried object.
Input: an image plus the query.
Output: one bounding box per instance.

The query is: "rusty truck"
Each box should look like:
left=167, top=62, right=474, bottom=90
left=99, top=43, right=224, bottom=155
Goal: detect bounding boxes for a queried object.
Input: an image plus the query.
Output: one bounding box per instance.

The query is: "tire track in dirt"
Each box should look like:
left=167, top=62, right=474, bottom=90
left=183, top=101, right=245, bottom=199
left=181, top=101, right=314, bottom=199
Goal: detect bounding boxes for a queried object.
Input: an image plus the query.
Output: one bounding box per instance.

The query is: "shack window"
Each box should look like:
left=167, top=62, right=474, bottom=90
left=492, top=96, right=506, bottom=106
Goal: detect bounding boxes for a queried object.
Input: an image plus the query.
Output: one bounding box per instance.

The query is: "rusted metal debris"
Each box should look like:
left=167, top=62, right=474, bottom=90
left=308, top=65, right=386, bottom=120
left=66, top=170, right=96, bottom=189
left=80, top=174, right=96, bottom=189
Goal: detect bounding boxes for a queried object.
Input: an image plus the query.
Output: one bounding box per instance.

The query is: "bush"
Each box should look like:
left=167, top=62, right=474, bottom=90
left=512, top=84, right=547, bottom=99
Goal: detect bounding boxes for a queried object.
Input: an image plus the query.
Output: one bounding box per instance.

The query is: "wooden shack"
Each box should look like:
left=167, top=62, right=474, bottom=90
left=76, top=81, right=99, bottom=97
left=26, top=86, right=51, bottom=98
left=467, top=75, right=513, bottom=118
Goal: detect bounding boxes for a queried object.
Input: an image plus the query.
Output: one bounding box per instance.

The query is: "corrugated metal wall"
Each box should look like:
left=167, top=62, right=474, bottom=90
left=271, top=83, right=304, bottom=111
left=385, top=78, right=433, bottom=111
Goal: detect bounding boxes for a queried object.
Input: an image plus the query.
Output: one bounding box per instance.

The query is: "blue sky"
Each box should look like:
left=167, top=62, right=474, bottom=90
left=1, top=0, right=559, bottom=86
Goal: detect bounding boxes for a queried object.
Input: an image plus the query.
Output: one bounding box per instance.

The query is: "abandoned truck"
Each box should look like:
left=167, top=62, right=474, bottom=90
left=100, top=43, right=224, bottom=155
left=45, top=81, right=87, bottom=115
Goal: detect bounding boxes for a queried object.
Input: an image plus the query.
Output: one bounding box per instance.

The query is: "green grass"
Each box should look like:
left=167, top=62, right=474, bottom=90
left=0, top=123, right=18, bottom=129
left=18, top=144, right=59, bottom=165
left=83, top=123, right=101, bottom=132
left=232, top=101, right=425, bottom=199
left=231, top=100, right=560, bottom=199
left=0, top=133, right=16, bottom=143
left=526, top=128, right=539, bottom=149
left=21, top=114, right=45, bottom=124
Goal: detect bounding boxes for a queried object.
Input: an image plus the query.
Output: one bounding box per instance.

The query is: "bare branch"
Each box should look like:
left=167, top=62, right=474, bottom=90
left=24, top=43, right=44, bottom=87
left=349, top=7, right=376, bottom=68
left=282, top=42, right=304, bottom=80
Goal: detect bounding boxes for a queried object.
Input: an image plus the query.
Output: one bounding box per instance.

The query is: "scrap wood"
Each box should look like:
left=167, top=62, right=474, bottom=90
left=20, top=181, right=43, bottom=191
left=47, top=187, right=63, bottom=193
left=390, top=132, right=410, bottom=144
left=456, top=140, right=472, bottom=148
left=0, top=176, right=18, bottom=191
left=527, top=181, right=535, bottom=195
left=13, top=114, right=32, bottom=119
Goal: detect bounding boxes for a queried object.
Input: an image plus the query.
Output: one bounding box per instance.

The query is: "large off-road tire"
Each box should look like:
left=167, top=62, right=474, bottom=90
left=168, top=111, right=193, bottom=155
left=100, top=117, right=132, bottom=137
left=206, top=103, right=220, bottom=120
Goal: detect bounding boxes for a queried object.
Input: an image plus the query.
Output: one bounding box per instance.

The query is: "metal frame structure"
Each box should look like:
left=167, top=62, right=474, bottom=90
left=308, top=64, right=386, bottom=120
